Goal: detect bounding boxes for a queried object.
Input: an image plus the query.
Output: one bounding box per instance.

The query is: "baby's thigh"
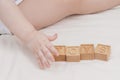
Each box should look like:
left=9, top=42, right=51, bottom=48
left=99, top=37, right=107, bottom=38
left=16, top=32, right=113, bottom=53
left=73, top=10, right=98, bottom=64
left=72, top=0, right=120, bottom=14
left=19, top=0, right=72, bottom=30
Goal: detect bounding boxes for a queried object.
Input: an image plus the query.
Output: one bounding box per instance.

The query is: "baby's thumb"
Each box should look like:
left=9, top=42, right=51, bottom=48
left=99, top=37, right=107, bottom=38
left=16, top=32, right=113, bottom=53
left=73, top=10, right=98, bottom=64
left=47, top=33, right=57, bottom=41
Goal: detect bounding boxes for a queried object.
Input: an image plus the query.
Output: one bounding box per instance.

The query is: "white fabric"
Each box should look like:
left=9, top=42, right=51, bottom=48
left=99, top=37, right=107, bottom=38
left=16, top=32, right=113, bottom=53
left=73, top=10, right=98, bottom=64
left=0, top=0, right=23, bottom=34
left=0, top=21, right=11, bottom=34
left=0, top=6, right=120, bottom=80
left=15, top=0, right=23, bottom=5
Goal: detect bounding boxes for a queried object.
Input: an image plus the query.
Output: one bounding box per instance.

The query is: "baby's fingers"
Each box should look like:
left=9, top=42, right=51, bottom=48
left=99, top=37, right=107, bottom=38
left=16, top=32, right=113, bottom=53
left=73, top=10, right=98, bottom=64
left=46, top=43, right=59, bottom=56
left=38, top=50, right=50, bottom=69
left=34, top=52, right=44, bottom=69
left=38, top=60, right=44, bottom=69
left=41, top=46, right=55, bottom=62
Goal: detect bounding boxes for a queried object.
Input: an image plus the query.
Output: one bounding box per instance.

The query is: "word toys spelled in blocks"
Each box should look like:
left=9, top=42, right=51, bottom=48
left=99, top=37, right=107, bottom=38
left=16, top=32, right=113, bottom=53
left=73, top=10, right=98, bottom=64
left=54, top=44, right=111, bottom=62
left=66, top=46, right=80, bottom=62
left=80, top=44, right=95, bottom=60
left=95, top=44, right=111, bottom=61
left=54, top=46, right=66, bottom=61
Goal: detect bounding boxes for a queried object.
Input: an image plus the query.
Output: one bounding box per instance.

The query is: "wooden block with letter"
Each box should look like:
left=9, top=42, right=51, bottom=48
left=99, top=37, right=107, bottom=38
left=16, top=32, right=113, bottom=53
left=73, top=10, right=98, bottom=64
left=80, top=44, right=95, bottom=60
left=66, top=46, right=80, bottom=62
left=95, top=44, right=111, bottom=61
left=54, top=46, right=66, bottom=61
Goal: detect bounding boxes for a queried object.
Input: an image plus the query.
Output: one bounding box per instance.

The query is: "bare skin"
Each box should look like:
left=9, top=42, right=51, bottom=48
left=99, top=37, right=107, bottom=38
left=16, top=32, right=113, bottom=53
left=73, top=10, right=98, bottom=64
left=18, top=0, right=120, bottom=30
left=0, top=0, right=120, bottom=69
left=18, top=0, right=72, bottom=30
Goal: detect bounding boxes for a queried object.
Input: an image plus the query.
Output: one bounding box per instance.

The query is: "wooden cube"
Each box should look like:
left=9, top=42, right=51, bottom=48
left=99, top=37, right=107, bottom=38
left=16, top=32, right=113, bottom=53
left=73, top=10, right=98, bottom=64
left=54, top=46, right=66, bottom=61
left=80, top=44, right=95, bottom=60
left=66, top=46, right=80, bottom=62
left=95, top=44, right=111, bottom=61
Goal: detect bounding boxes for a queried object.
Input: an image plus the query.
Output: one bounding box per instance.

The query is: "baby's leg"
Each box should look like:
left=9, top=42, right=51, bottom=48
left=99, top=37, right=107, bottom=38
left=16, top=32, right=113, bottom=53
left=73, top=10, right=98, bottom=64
left=72, top=0, right=120, bottom=14
left=18, top=0, right=120, bottom=30
left=18, top=0, right=71, bottom=30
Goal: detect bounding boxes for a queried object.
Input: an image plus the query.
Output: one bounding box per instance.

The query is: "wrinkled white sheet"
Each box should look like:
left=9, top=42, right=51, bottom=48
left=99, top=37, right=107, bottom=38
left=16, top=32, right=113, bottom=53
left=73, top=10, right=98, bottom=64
left=0, top=6, right=120, bottom=80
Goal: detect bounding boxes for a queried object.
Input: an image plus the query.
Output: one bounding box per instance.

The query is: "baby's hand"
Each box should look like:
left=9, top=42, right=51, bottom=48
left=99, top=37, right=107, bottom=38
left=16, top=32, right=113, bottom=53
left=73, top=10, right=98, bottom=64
left=24, top=31, right=59, bottom=69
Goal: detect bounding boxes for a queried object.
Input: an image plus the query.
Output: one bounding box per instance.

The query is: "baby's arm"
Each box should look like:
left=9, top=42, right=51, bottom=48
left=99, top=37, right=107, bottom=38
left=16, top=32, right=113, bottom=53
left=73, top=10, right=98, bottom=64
left=0, top=0, right=58, bottom=69
left=0, top=0, right=35, bottom=41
